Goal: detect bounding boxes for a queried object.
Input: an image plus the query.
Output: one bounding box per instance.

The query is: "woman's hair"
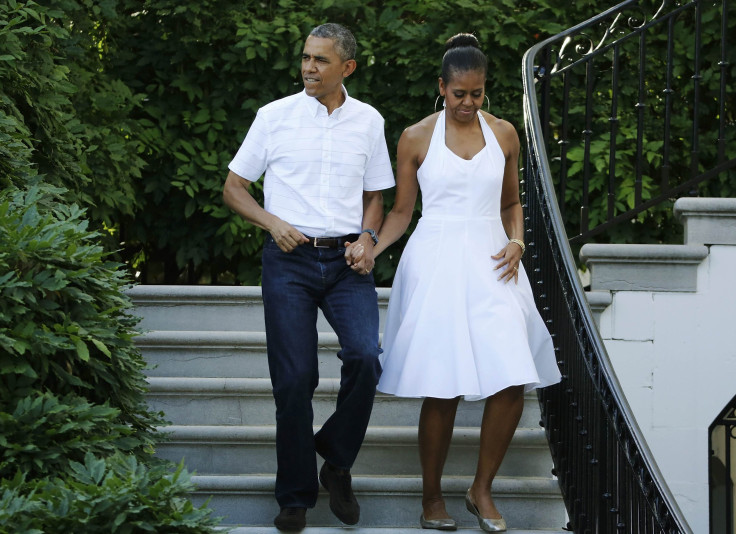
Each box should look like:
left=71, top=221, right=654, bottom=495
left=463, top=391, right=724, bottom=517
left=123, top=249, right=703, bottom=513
left=441, top=33, right=488, bottom=83
left=310, top=23, right=356, bottom=62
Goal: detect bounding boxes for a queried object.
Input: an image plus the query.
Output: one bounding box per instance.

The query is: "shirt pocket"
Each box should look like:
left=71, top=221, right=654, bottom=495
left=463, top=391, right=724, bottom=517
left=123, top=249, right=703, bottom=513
left=334, top=150, right=368, bottom=189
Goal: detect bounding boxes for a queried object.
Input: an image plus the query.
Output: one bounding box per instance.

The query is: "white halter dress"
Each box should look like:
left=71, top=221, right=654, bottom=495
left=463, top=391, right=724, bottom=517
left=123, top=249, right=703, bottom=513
left=377, top=111, right=561, bottom=401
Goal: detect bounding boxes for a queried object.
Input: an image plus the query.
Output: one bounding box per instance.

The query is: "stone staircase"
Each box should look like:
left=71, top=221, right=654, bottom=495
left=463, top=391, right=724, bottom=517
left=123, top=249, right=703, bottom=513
left=130, top=285, right=568, bottom=532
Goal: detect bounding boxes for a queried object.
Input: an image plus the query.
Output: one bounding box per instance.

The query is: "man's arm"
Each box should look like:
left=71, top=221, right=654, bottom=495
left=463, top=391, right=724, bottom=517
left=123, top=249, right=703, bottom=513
left=362, top=190, right=385, bottom=236
left=222, top=171, right=308, bottom=252
left=345, top=190, right=384, bottom=274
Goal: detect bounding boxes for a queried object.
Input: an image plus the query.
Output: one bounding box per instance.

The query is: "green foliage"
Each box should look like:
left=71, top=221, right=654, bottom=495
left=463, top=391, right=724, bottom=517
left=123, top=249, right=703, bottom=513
left=0, top=393, right=134, bottom=480
left=540, top=0, right=736, bottom=249
left=2, top=0, right=732, bottom=285
left=0, top=185, right=160, bottom=448
left=0, top=0, right=146, bottom=248
left=0, top=454, right=219, bottom=534
left=0, top=1, right=81, bottom=189
left=104, top=0, right=622, bottom=285
left=0, top=184, right=221, bottom=532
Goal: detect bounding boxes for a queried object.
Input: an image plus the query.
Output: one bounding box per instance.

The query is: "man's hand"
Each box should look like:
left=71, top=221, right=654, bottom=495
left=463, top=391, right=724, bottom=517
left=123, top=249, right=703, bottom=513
left=344, top=233, right=375, bottom=275
left=223, top=172, right=308, bottom=253
left=269, top=219, right=308, bottom=252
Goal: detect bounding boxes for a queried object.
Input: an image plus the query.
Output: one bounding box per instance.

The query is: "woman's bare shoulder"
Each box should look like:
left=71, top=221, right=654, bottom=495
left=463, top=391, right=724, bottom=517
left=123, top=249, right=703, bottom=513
left=480, top=111, right=519, bottom=153
left=402, top=112, right=440, bottom=143
left=398, top=113, right=439, bottom=166
left=480, top=111, right=516, bottom=134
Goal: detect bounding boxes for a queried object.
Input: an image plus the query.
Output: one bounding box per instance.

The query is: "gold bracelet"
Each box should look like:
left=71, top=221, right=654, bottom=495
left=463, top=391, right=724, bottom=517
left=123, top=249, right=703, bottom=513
left=509, top=238, right=525, bottom=256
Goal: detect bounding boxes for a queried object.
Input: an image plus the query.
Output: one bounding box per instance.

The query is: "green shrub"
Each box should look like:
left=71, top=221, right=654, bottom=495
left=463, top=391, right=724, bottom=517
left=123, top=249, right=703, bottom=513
left=0, top=454, right=219, bottom=534
left=0, top=0, right=146, bottom=250
left=2, top=0, right=731, bottom=286
left=0, top=184, right=221, bottom=532
left=0, top=393, right=135, bottom=480
left=0, top=185, right=160, bottom=450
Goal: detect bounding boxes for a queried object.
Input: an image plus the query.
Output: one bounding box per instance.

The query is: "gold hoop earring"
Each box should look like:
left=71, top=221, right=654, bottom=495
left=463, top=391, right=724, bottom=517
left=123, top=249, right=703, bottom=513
left=485, top=95, right=490, bottom=112
left=434, top=95, right=445, bottom=113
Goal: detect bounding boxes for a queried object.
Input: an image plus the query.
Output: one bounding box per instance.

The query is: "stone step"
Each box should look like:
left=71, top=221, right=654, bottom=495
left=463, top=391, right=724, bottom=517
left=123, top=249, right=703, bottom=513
left=127, top=285, right=391, bottom=333
left=138, top=331, right=345, bottom=378
left=579, top=243, right=708, bottom=292
left=156, top=425, right=553, bottom=478
left=146, top=377, right=543, bottom=428
left=191, top=474, right=566, bottom=530
left=673, top=196, right=736, bottom=245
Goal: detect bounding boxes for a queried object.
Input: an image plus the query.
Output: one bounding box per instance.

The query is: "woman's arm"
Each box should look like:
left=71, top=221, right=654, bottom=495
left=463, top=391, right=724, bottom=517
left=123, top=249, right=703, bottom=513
left=490, top=119, right=524, bottom=283
left=372, top=127, right=422, bottom=257
left=498, top=122, right=523, bottom=243
left=346, top=118, right=432, bottom=266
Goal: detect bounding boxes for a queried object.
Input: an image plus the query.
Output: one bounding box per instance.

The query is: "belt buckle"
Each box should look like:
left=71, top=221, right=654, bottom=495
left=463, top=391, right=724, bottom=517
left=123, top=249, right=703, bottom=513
left=313, top=237, right=330, bottom=248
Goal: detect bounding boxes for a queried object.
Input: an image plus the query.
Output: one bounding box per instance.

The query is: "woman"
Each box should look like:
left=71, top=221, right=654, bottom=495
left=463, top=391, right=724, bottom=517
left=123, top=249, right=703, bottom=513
left=347, top=34, right=561, bottom=531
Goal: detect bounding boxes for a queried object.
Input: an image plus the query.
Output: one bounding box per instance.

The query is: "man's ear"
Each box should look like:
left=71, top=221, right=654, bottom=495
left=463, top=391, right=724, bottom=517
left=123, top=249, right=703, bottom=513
left=342, top=59, right=357, bottom=78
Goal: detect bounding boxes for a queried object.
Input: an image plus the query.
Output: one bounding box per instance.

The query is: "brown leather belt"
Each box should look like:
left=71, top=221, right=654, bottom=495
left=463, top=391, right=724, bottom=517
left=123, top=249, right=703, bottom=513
left=305, top=234, right=361, bottom=248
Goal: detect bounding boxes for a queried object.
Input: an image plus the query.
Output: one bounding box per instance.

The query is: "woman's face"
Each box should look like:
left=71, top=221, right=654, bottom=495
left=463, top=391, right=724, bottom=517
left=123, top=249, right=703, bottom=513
left=439, top=69, right=486, bottom=123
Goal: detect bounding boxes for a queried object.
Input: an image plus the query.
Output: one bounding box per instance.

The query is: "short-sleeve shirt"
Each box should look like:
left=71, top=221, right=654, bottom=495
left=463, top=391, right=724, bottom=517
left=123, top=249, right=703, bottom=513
left=228, top=87, right=395, bottom=237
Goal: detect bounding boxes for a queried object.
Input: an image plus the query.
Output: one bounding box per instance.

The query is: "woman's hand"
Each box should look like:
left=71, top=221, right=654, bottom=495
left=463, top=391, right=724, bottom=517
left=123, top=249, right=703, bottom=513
left=492, top=241, right=523, bottom=284
left=344, top=240, right=375, bottom=275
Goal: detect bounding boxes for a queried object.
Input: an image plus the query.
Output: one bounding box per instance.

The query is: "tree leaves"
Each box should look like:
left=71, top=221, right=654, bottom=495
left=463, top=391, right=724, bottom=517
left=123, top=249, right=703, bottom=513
left=0, top=185, right=161, bottom=450
left=100, top=0, right=628, bottom=285
left=0, top=183, right=220, bottom=532
left=5, top=0, right=731, bottom=286
left=0, top=453, right=218, bottom=533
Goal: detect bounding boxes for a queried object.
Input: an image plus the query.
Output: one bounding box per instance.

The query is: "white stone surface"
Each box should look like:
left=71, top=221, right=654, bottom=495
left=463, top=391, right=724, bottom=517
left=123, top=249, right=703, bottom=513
left=674, top=197, right=736, bottom=245
left=611, top=292, right=654, bottom=341
left=585, top=290, right=612, bottom=331
left=604, top=339, right=655, bottom=430
left=596, top=243, right=736, bottom=534
left=596, top=296, right=613, bottom=338
left=580, top=243, right=708, bottom=292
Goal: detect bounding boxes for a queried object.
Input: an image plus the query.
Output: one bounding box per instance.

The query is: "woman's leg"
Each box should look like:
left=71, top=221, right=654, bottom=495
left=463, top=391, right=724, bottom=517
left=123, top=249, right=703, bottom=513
left=419, top=396, right=461, bottom=519
left=468, top=385, right=525, bottom=519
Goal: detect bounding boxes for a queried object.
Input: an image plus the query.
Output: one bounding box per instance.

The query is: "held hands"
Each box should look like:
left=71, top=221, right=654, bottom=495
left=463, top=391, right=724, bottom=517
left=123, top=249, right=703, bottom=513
left=492, top=240, right=524, bottom=284
left=344, top=235, right=375, bottom=275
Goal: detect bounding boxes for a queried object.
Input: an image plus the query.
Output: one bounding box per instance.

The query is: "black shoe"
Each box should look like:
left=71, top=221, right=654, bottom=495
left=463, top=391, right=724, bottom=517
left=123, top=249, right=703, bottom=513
left=319, top=462, right=360, bottom=525
left=274, top=507, right=306, bottom=531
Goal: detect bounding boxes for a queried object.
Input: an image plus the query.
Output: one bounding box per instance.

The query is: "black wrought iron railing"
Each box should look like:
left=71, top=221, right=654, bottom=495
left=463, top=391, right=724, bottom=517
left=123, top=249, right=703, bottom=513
left=529, top=0, right=735, bottom=246
left=519, top=0, right=734, bottom=532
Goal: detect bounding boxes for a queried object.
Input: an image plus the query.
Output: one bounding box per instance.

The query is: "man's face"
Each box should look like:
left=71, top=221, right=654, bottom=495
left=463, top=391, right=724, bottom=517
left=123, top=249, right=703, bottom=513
left=301, top=35, right=351, bottom=102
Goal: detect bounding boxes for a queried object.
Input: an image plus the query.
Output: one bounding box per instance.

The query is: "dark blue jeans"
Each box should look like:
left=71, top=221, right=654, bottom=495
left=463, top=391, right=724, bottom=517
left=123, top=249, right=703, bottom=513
left=261, top=236, right=382, bottom=509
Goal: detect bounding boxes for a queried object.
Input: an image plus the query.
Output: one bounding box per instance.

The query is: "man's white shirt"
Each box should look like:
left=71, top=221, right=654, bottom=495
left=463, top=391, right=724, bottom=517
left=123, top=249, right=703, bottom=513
left=229, top=87, right=395, bottom=237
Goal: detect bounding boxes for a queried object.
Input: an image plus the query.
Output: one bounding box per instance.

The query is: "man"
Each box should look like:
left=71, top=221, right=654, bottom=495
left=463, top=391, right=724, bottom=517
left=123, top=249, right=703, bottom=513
left=223, top=23, right=395, bottom=531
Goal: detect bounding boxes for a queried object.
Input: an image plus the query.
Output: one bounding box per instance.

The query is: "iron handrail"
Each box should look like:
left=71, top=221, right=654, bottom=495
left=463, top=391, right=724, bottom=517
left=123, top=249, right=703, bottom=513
left=521, top=1, right=698, bottom=532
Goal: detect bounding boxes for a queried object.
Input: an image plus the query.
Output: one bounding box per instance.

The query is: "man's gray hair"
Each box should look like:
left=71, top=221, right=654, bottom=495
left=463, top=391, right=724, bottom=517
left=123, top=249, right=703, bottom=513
left=310, top=23, right=356, bottom=61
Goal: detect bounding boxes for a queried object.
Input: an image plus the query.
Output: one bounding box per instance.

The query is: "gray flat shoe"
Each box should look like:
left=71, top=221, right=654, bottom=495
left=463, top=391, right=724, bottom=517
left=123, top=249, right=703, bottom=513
left=465, top=490, right=507, bottom=532
left=420, top=513, right=457, bottom=531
